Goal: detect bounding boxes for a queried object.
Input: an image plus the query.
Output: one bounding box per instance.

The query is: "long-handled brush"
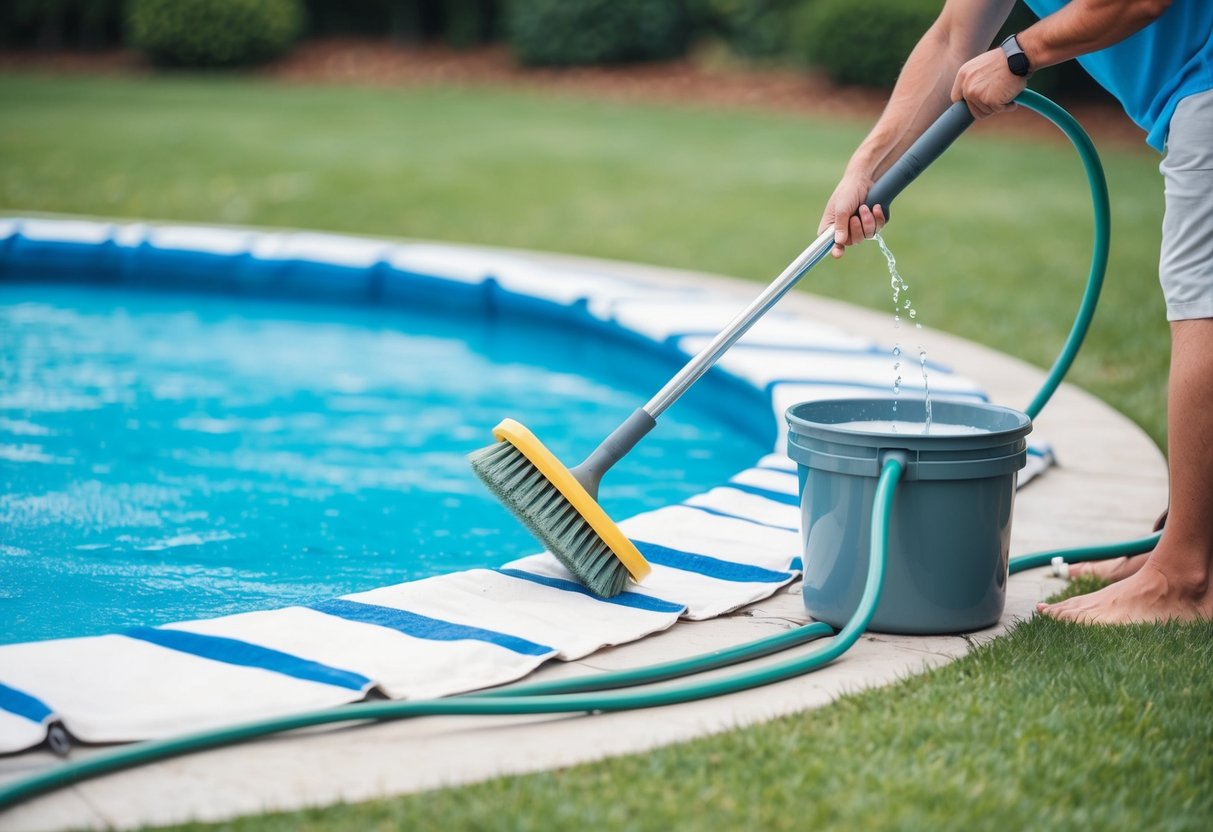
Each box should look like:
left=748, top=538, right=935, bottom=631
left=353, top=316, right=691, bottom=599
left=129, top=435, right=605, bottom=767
left=471, top=101, right=975, bottom=597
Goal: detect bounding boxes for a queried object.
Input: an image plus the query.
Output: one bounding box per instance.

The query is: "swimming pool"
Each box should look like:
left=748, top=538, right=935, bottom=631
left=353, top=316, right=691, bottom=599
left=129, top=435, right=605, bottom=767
left=0, top=230, right=769, bottom=644
left=3, top=219, right=1053, bottom=761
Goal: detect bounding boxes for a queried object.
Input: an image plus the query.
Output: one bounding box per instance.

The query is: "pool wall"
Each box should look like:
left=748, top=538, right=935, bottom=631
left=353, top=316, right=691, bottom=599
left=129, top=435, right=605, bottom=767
left=0, top=217, right=1052, bottom=754
left=0, top=218, right=773, bottom=445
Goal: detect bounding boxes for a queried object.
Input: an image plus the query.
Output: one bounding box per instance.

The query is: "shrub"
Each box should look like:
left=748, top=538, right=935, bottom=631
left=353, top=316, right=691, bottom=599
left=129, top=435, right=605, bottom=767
left=694, top=0, right=805, bottom=59
left=443, top=0, right=498, bottom=48
left=1, top=0, right=124, bottom=49
left=300, top=1, right=499, bottom=48
left=300, top=0, right=398, bottom=37
left=127, top=0, right=306, bottom=68
left=506, top=0, right=691, bottom=66
left=794, top=0, right=940, bottom=88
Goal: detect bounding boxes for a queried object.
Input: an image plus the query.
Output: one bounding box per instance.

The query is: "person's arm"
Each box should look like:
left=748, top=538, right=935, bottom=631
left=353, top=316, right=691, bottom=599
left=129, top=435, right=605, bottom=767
left=822, top=0, right=1174, bottom=259
left=953, top=0, right=1173, bottom=116
left=819, top=0, right=1016, bottom=257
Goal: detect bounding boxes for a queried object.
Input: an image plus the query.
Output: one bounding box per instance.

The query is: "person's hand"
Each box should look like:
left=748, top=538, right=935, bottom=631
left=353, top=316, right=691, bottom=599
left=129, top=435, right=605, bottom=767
left=817, top=171, right=886, bottom=259
left=951, top=47, right=1029, bottom=119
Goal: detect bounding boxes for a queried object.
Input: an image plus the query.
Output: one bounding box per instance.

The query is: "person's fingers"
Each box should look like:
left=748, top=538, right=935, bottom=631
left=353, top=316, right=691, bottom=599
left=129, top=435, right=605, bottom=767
left=848, top=215, right=865, bottom=246
left=872, top=204, right=887, bottom=231
left=830, top=211, right=856, bottom=259
left=834, top=197, right=853, bottom=239
left=818, top=195, right=841, bottom=236
left=858, top=205, right=877, bottom=239
left=823, top=177, right=881, bottom=258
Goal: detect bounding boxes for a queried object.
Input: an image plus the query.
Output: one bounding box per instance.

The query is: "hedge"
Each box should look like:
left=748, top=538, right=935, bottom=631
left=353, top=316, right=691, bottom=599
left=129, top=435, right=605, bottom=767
left=507, top=0, right=691, bottom=66
left=693, top=0, right=806, bottom=60
left=127, top=0, right=306, bottom=68
left=795, top=0, right=941, bottom=89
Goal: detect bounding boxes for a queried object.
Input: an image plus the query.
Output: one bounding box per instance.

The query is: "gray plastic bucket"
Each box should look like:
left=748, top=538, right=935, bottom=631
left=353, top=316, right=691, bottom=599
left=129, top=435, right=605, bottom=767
left=785, top=398, right=1032, bottom=634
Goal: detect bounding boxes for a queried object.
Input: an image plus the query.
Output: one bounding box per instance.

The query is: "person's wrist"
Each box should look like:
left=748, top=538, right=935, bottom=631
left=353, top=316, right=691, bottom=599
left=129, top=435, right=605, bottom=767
left=843, top=156, right=877, bottom=186
left=1000, top=33, right=1032, bottom=77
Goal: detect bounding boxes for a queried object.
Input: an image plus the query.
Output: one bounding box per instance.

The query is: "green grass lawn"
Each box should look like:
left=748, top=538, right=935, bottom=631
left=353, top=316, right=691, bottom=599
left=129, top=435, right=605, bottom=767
left=2, top=72, right=1203, bottom=830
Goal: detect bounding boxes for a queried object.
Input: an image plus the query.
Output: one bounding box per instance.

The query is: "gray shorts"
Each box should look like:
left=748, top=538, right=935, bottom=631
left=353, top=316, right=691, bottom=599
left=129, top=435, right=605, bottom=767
left=1160, top=88, right=1213, bottom=321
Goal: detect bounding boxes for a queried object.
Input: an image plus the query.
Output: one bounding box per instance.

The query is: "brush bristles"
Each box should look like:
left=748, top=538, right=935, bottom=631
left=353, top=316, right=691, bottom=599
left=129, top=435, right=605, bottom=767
left=469, top=440, right=630, bottom=598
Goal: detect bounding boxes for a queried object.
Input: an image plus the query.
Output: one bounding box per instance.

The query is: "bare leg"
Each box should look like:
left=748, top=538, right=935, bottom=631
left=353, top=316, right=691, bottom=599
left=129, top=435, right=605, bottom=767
left=1066, top=553, right=1149, bottom=582
left=1065, top=508, right=1165, bottom=581
left=1038, top=320, right=1213, bottom=623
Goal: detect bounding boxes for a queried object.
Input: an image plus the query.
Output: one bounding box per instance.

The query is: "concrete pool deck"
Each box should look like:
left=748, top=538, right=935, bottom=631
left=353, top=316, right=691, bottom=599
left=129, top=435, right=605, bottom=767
left=0, top=245, right=1168, bottom=832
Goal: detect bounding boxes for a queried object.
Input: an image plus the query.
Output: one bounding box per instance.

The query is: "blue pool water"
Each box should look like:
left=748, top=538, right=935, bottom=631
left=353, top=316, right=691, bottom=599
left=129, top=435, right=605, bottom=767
left=0, top=283, right=766, bottom=644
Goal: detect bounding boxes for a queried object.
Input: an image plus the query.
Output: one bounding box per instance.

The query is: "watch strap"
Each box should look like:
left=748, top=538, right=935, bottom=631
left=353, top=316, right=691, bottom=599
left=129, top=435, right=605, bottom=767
left=1001, top=33, right=1031, bottom=77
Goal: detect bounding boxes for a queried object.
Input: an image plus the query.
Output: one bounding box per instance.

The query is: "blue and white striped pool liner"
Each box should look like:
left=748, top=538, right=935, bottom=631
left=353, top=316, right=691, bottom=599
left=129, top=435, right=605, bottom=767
left=342, top=569, right=685, bottom=662
left=0, top=683, right=55, bottom=753
left=0, top=219, right=1054, bottom=752
left=607, top=296, right=868, bottom=346
left=162, top=601, right=560, bottom=700
left=0, top=634, right=373, bottom=743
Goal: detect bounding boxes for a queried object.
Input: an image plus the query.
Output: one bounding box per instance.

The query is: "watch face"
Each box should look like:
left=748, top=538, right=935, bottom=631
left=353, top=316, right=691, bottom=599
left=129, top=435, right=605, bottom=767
left=1002, top=35, right=1030, bottom=77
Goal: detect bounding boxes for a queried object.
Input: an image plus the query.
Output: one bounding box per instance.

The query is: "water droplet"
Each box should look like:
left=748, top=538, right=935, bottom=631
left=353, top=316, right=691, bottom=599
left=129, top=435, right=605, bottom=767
left=875, top=232, right=932, bottom=433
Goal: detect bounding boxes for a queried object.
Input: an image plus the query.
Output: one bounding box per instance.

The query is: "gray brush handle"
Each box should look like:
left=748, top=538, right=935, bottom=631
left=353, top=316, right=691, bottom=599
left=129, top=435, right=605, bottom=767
left=865, top=100, right=974, bottom=219
left=571, top=407, right=656, bottom=497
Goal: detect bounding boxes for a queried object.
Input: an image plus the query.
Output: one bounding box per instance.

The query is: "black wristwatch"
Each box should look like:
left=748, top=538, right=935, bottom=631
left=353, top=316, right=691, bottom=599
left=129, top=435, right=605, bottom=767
left=1001, top=34, right=1031, bottom=77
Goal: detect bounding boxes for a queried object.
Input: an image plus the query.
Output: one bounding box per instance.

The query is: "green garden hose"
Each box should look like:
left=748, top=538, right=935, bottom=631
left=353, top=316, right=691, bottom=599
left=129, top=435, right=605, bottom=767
left=1015, top=89, right=1111, bottom=421
left=0, top=91, right=1147, bottom=813
left=1009, top=531, right=1161, bottom=573
left=0, top=460, right=900, bottom=811
left=1007, top=90, right=1161, bottom=566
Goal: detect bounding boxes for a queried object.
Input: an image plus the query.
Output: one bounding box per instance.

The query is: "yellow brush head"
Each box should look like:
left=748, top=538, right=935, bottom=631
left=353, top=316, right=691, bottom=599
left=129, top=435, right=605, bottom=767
left=490, top=419, right=651, bottom=585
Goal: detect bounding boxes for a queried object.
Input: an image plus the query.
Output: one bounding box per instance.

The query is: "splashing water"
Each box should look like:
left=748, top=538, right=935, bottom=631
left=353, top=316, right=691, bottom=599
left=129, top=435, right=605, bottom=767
left=875, top=233, right=932, bottom=431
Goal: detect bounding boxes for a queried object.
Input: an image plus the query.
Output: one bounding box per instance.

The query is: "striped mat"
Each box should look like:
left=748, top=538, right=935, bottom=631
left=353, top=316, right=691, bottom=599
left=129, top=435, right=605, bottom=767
left=0, top=219, right=1053, bottom=753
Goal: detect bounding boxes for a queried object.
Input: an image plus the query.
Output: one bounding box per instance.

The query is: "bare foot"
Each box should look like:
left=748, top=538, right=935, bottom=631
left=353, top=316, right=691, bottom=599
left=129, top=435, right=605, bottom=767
left=1066, top=553, right=1149, bottom=582
left=1037, top=560, right=1213, bottom=624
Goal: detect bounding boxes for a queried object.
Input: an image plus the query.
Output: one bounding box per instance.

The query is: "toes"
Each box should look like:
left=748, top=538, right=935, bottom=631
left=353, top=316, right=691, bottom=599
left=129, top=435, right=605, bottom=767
left=1037, top=597, right=1092, bottom=622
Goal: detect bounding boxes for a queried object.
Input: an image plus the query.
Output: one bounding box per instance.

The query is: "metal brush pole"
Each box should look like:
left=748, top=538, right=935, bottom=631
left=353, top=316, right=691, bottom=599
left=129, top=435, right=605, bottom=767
left=643, top=228, right=835, bottom=419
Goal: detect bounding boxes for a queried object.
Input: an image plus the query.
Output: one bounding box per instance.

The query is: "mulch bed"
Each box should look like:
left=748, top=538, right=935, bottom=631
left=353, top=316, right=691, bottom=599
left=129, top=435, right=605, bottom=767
left=1, top=38, right=1149, bottom=151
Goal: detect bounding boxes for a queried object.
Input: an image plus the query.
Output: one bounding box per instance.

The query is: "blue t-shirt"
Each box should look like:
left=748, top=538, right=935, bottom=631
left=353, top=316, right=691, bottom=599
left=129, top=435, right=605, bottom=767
left=1024, top=0, right=1213, bottom=150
